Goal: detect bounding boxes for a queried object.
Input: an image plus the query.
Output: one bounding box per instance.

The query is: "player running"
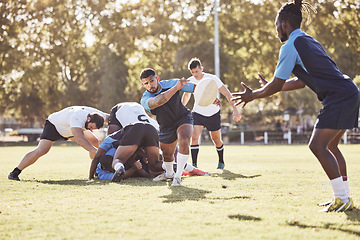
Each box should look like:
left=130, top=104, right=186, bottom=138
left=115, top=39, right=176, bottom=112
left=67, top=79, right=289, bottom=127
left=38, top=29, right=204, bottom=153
left=182, top=58, right=241, bottom=169
left=232, top=0, right=359, bottom=212
left=140, top=68, right=197, bottom=186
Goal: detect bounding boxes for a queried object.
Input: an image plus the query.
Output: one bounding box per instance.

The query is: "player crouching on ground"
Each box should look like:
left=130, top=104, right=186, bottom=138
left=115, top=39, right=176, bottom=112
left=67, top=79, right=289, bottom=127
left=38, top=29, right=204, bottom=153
left=89, top=122, right=210, bottom=181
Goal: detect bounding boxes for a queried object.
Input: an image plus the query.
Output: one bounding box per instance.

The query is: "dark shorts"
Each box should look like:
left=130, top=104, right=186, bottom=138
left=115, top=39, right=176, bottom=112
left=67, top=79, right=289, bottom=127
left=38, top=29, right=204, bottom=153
left=118, top=122, right=159, bottom=148
left=316, top=92, right=360, bottom=129
left=99, top=152, right=150, bottom=174
left=159, top=111, right=193, bottom=144
left=193, top=111, right=221, bottom=131
left=108, top=105, right=122, bottom=128
left=40, top=120, right=68, bottom=141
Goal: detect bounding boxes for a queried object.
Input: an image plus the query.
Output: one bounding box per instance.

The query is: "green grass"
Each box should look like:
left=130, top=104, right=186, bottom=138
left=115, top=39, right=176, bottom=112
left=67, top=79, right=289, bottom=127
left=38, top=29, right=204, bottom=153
left=1, top=144, right=360, bottom=240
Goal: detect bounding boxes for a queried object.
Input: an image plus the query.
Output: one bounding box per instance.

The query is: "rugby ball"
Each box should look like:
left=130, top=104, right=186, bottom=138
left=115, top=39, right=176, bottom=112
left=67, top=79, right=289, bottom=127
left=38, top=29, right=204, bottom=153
left=194, top=78, right=218, bottom=107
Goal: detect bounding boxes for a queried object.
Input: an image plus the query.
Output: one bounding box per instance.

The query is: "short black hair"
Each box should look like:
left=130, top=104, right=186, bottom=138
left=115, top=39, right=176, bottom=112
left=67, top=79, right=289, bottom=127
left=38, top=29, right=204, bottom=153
left=140, top=68, right=156, bottom=80
left=188, top=58, right=202, bottom=70
left=88, top=113, right=104, bottom=129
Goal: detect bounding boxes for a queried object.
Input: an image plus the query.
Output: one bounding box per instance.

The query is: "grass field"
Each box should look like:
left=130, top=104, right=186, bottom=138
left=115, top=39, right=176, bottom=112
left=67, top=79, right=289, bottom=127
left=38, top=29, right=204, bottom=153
left=1, top=144, right=360, bottom=240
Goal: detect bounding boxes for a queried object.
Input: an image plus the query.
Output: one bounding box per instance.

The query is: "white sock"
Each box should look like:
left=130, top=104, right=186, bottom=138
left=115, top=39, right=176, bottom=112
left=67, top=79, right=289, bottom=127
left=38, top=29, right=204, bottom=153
left=162, top=161, right=174, bottom=177
left=343, top=180, right=350, bottom=199
left=184, top=163, right=194, bottom=172
left=174, top=153, right=189, bottom=178
left=330, top=176, right=348, bottom=202
left=114, top=162, right=124, bottom=171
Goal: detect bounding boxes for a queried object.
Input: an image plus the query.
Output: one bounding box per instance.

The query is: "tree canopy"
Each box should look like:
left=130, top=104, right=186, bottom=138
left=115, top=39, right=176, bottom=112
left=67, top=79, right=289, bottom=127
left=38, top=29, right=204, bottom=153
left=1, top=0, right=359, bottom=127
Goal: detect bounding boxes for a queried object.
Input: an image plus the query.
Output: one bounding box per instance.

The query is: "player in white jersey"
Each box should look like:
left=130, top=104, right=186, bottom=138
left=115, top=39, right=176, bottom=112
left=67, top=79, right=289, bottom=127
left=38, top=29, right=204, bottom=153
left=182, top=58, right=241, bottom=169
left=8, top=106, right=110, bottom=181
left=107, top=102, right=159, bottom=134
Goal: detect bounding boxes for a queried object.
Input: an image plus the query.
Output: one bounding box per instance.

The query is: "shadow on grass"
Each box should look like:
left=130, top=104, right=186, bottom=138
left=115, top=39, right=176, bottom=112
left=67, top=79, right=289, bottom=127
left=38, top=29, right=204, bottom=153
left=228, top=214, right=262, bottom=221
left=286, top=209, right=360, bottom=237
left=27, top=179, right=112, bottom=186
left=160, top=185, right=211, bottom=203
left=209, top=195, right=251, bottom=201
left=212, top=169, right=261, bottom=181
left=345, top=207, right=360, bottom=223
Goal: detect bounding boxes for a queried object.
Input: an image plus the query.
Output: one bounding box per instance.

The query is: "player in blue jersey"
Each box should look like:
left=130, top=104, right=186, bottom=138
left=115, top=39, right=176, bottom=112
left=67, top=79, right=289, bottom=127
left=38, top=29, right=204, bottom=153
left=89, top=122, right=162, bottom=181
left=140, top=68, right=196, bottom=186
left=232, top=0, right=359, bottom=212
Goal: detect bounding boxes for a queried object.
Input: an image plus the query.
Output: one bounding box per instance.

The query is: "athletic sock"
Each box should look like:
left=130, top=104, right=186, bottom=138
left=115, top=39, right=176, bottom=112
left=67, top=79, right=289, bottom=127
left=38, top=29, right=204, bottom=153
left=11, top=167, right=22, bottom=176
left=330, top=176, right=348, bottom=203
left=162, top=161, right=174, bottom=177
left=216, top=144, right=224, bottom=164
left=191, top=145, right=199, bottom=166
left=113, top=162, right=124, bottom=171
left=174, top=153, right=189, bottom=178
left=184, top=163, right=194, bottom=172
left=343, top=176, right=350, bottom=199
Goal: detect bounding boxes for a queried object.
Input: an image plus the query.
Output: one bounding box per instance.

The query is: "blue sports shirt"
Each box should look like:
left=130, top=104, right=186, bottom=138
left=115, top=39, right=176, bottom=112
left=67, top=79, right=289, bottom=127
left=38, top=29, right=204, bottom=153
left=274, top=28, right=358, bottom=105
left=141, top=79, right=195, bottom=129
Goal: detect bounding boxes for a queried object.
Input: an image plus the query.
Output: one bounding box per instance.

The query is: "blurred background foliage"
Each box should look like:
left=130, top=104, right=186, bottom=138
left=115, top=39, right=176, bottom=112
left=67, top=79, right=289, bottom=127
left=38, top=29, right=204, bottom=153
left=1, top=0, right=359, bottom=128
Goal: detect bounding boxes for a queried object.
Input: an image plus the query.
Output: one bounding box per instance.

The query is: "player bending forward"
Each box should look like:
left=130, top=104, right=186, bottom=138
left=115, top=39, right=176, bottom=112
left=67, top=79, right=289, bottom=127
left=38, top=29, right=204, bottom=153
left=8, top=106, right=109, bottom=181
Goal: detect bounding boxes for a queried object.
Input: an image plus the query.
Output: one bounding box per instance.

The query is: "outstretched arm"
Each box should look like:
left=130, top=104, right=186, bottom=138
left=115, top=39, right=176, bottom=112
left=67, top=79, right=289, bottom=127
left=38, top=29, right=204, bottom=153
left=258, top=73, right=305, bottom=91
left=232, top=77, right=285, bottom=108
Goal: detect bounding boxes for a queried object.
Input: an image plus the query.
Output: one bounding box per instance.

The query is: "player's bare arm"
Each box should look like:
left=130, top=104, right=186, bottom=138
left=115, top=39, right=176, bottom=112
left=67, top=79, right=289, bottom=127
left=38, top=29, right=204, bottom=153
left=181, top=92, right=192, bottom=106
left=148, top=78, right=190, bottom=109
left=70, top=127, right=97, bottom=155
left=219, top=85, right=241, bottom=122
left=89, top=148, right=107, bottom=179
left=258, top=73, right=305, bottom=91
left=232, top=77, right=285, bottom=108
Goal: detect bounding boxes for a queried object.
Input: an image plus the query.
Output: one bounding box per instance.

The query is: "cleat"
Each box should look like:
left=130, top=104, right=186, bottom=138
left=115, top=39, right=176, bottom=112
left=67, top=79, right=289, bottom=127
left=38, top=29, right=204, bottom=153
left=217, top=162, right=224, bottom=169
left=344, top=198, right=354, bottom=211
left=188, top=168, right=210, bottom=176
left=153, top=172, right=174, bottom=182
left=182, top=171, right=191, bottom=176
left=318, top=198, right=353, bottom=212
left=171, top=177, right=181, bottom=186
left=8, top=172, right=20, bottom=181
left=111, top=166, right=125, bottom=182
left=318, top=199, right=333, bottom=207
left=192, top=163, right=197, bottom=168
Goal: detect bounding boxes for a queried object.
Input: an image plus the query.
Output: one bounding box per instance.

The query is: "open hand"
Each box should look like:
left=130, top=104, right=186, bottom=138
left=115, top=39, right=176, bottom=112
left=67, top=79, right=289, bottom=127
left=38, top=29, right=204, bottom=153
left=231, top=82, right=254, bottom=108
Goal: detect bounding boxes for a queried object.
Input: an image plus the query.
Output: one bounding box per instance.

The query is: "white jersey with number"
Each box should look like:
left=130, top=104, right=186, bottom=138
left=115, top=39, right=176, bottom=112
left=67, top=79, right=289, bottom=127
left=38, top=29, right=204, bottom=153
left=188, top=73, right=224, bottom=117
left=47, top=106, right=108, bottom=138
left=115, top=102, right=159, bottom=131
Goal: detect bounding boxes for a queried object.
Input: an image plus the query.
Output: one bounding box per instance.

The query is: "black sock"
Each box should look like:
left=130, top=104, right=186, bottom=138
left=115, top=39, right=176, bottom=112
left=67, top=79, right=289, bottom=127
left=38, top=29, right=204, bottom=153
left=190, top=145, right=199, bottom=165
left=12, top=167, right=22, bottom=176
left=216, top=145, right=224, bottom=164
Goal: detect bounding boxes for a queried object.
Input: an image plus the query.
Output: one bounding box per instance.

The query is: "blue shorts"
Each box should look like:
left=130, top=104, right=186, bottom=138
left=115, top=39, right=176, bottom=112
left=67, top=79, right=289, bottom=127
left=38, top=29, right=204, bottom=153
left=316, top=92, right=360, bottom=129
left=193, top=111, right=221, bottom=131
left=159, top=111, right=193, bottom=144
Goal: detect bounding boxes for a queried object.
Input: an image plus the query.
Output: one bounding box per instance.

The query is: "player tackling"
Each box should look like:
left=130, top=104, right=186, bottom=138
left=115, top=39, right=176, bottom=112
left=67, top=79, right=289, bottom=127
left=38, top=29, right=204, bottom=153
left=232, top=0, right=359, bottom=212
